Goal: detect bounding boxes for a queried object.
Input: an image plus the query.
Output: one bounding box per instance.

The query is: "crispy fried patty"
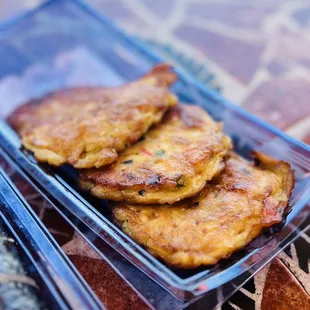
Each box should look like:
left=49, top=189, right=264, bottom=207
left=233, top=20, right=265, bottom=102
left=112, top=153, right=294, bottom=268
left=80, top=104, right=232, bottom=204
left=8, top=64, right=177, bottom=168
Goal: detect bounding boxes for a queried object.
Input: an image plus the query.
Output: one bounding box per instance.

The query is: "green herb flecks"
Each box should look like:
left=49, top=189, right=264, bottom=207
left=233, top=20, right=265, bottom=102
left=241, top=168, right=251, bottom=175
left=122, top=159, right=133, bottom=164
left=175, top=174, right=185, bottom=188
left=155, top=150, right=165, bottom=157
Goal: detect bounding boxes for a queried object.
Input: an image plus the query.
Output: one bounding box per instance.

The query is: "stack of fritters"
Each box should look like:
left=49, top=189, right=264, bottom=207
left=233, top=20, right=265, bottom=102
left=9, top=64, right=294, bottom=269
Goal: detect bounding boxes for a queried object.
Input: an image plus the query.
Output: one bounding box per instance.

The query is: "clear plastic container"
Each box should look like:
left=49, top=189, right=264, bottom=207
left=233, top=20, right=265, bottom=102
left=0, top=0, right=309, bottom=308
left=0, top=162, right=103, bottom=309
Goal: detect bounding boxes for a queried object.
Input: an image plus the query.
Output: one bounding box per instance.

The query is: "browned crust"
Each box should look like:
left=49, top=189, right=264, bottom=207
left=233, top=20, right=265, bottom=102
left=80, top=104, right=232, bottom=204
left=7, top=98, right=40, bottom=132
left=142, top=63, right=177, bottom=87
left=112, top=152, right=295, bottom=268
left=81, top=105, right=227, bottom=191
left=8, top=64, right=178, bottom=169
left=253, top=152, right=295, bottom=226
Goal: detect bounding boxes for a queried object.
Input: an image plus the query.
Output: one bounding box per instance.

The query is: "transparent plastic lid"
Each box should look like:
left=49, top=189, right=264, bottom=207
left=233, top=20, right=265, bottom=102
left=0, top=165, right=104, bottom=309
left=0, top=0, right=309, bottom=305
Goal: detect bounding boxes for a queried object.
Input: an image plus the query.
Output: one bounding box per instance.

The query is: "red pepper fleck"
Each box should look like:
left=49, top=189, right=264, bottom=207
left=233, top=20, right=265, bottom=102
left=140, top=147, right=153, bottom=156
left=186, top=147, right=199, bottom=153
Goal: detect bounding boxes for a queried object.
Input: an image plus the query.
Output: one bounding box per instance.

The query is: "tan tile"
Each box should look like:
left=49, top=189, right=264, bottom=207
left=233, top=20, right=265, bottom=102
left=261, top=258, right=310, bottom=310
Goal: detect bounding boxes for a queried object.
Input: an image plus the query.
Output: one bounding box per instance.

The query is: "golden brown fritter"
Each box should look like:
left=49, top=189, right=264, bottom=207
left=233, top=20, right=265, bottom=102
left=8, top=64, right=178, bottom=168
left=112, top=153, right=294, bottom=268
left=80, top=104, right=232, bottom=204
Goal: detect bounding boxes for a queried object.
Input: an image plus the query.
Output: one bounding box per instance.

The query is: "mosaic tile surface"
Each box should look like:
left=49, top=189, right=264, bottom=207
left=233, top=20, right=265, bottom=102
left=0, top=1, right=309, bottom=309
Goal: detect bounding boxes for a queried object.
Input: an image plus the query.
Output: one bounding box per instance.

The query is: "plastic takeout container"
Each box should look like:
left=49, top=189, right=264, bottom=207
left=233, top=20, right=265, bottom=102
left=0, top=0, right=309, bottom=307
left=0, top=166, right=103, bottom=309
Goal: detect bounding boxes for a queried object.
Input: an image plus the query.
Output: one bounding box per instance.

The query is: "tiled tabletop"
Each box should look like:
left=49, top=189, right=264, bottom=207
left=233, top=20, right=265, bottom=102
left=1, top=1, right=310, bottom=309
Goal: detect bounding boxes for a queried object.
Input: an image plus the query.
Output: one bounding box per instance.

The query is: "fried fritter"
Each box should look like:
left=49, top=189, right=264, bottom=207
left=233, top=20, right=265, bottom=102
left=112, top=153, right=294, bottom=268
left=80, top=104, right=232, bottom=204
left=8, top=64, right=177, bottom=168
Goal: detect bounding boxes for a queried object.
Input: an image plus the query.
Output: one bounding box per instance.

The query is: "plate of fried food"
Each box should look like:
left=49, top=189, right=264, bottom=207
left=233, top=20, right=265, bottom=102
left=7, top=64, right=295, bottom=271
left=1, top=0, right=309, bottom=300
